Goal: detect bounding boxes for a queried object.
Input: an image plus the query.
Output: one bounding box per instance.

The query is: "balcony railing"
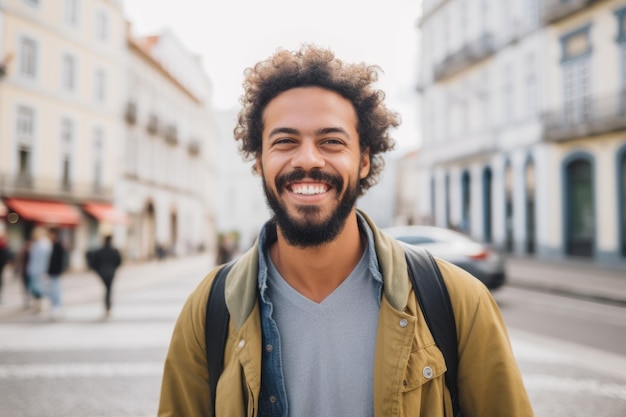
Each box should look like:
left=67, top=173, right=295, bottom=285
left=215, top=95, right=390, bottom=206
left=542, top=90, right=626, bottom=142
left=433, top=33, right=495, bottom=81
left=187, top=139, right=201, bottom=156
left=125, top=101, right=137, bottom=125
left=0, top=174, right=113, bottom=202
left=164, top=124, right=179, bottom=145
left=147, top=114, right=159, bottom=135
left=541, top=0, right=597, bottom=24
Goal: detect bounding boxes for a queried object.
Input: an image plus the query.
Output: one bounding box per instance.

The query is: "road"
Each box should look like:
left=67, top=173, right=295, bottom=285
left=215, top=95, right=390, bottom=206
left=0, top=266, right=625, bottom=417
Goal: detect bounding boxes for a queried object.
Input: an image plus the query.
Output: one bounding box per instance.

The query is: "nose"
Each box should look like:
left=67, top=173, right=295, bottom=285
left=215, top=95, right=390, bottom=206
left=290, top=140, right=325, bottom=170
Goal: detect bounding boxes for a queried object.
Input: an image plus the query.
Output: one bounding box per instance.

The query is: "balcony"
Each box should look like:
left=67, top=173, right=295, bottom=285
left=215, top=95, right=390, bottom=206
left=433, top=33, right=495, bottom=82
left=187, top=138, right=201, bottom=156
left=147, top=114, right=159, bottom=135
left=163, top=124, right=179, bottom=145
left=542, top=90, right=626, bottom=142
left=541, top=0, right=598, bottom=24
left=125, top=101, right=137, bottom=125
left=0, top=174, right=114, bottom=202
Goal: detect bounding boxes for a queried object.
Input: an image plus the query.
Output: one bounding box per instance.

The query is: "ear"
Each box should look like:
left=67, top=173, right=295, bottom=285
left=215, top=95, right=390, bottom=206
left=254, top=157, right=262, bottom=176
left=359, top=148, right=371, bottom=180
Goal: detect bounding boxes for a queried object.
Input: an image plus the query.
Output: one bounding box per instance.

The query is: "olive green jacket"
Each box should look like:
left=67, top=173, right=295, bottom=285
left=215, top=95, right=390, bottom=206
left=158, top=213, right=534, bottom=417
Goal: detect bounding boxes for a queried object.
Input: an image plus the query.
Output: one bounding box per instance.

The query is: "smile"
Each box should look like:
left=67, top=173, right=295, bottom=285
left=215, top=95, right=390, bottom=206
left=289, top=183, right=329, bottom=195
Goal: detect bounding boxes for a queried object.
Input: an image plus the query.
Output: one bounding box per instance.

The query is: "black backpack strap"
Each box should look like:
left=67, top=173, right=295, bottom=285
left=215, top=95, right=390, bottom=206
left=206, top=261, right=235, bottom=417
left=404, top=245, right=462, bottom=417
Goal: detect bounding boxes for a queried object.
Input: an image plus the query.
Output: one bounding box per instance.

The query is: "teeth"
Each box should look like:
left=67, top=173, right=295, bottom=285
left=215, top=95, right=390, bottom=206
left=292, top=184, right=326, bottom=195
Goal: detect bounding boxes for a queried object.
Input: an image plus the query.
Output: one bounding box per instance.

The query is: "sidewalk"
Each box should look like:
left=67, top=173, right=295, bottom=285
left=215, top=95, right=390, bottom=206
left=505, top=254, right=626, bottom=305
left=1, top=251, right=624, bottom=319
left=0, top=253, right=215, bottom=320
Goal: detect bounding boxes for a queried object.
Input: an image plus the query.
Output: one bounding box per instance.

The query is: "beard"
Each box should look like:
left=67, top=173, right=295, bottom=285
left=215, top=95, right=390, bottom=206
left=262, top=169, right=361, bottom=248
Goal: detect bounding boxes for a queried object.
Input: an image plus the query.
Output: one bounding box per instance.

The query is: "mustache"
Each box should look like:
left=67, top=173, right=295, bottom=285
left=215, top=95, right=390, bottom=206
left=275, top=170, right=343, bottom=193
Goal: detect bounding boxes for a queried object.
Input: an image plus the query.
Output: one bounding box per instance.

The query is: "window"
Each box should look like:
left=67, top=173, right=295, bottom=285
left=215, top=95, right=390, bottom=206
left=616, top=7, right=626, bottom=88
left=60, top=118, right=74, bottom=190
left=502, top=64, right=514, bottom=123
left=526, top=0, right=539, bottom=29
left=16, top=106, right=35, bottom=184
left=65, top=0, right=80, bottom=26
left=19, top=37, right=37, bottom=78
left=93, top=127, right=104, bottom=191
left=526, top=54, right=537, bottom=117
left=96, top=11, right=108, bottom=41
left=563, top=58, right=591, bottom=125
left=94, top=69, right=106, bottom=102
left=61, top=54, right=76, bottom=91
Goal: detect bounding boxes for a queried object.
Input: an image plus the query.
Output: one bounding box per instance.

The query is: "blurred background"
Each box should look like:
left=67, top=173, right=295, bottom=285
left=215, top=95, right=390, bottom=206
left=0, top=0, right=625, bottom=416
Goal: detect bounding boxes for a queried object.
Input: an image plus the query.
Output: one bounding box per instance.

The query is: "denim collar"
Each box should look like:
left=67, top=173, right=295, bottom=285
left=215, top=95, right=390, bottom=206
left=257, top=212, right=384, bottom=304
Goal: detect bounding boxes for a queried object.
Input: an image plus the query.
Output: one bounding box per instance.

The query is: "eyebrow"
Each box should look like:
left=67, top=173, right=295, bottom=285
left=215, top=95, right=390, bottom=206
left=268, top=126, right=351, bottom=138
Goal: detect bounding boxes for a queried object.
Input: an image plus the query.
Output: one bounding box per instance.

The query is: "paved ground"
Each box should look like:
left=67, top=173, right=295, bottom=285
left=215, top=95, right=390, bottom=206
left=0, top=253, right=215, bottom=320
left=1, top=251, right=624, bottom=320
left=505, top=255, right=626, bottom=305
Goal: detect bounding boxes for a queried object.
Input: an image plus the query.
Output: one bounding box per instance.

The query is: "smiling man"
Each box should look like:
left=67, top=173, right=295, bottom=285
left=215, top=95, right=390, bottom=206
left=158, top=45, right=534, bottom=417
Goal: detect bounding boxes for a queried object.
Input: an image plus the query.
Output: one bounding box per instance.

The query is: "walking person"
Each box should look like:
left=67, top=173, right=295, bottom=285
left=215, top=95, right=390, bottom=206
left=13, top=238, right=33, bottom=308
left=0, top=231, right=9, bottom=303
left=26, top=226, right=52, bottom=313
left=158, top=45, right=534, bottom=417
left=88, top=235, right=121, bottom=319
left=46, top=228, right=66, bottom=320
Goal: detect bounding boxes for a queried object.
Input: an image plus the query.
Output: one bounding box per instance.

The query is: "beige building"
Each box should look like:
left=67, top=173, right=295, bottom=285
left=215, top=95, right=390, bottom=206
left=0, top=0, right=126, bottom=269
left=416, top=0, right=626, bottom=264
left=120, top=28, right=216, bottom=261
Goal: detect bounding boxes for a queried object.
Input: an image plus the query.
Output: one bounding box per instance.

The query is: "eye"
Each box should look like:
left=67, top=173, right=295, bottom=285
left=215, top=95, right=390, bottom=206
left=321, top=138, right=344, bottom=145
left=273, top=137, right=297, bottom=145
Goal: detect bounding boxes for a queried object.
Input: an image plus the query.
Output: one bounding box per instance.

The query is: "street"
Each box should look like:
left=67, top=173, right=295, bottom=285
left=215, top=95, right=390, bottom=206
left=0, top=260, right=625, bottom=417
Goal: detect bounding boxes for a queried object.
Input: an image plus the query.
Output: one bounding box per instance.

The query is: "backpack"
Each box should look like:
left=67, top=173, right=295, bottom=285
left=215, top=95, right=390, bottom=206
left=205, top=246, right=462, bottom=417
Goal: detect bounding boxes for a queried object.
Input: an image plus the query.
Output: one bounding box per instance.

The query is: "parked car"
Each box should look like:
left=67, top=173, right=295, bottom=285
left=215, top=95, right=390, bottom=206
left=382, top=225, right=506, bottom=290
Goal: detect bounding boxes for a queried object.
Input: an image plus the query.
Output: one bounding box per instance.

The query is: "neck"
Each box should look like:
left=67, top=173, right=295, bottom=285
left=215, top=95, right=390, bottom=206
left=269, top=210, right=365, bottom=303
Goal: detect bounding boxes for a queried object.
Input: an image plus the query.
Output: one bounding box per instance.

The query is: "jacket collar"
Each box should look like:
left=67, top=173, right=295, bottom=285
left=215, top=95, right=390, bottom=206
left=224, top=209, right=410, bottom=330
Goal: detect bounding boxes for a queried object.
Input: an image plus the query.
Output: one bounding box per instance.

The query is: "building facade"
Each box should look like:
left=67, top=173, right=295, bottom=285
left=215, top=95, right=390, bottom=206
left=0, top=1, right=218, bottom=269
left=416, top=0, right=626, bottom=264
left=121, top=28, right=216, bottom=261
left=0, top=0, right=127, bottom=269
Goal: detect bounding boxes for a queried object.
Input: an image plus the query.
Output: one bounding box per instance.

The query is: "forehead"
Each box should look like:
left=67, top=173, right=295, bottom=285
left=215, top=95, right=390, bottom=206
left=262, top=87, right=357, bottom=133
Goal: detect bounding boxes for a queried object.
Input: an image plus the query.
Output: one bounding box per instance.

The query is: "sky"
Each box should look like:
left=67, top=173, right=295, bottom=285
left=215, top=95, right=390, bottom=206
left=123, top=0, right=422, bottom=152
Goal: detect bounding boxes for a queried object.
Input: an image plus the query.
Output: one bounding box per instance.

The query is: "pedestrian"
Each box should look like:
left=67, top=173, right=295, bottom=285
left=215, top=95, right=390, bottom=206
left=88, top=235, right=122, bottom=319
left=13, top=238, right=33, bottom=308
left=26, top=226, right=51, bottom=313
left=0, top=231, right=10, bottom=304
left=158, top=45, right=534, bottom=417
left=46, top=228, right=66, bottom=320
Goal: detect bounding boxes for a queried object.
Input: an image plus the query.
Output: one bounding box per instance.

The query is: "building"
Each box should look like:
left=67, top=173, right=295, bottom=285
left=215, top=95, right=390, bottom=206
left=121, top=27, right=216, bottom=261
left=416, top=0, right=626, bottom=264
left=0, top=0, right=127, bottom=269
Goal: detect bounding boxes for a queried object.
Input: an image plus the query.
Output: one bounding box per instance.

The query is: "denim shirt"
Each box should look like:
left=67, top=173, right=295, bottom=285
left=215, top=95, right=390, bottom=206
left=256, top=213, right=384, bottom=416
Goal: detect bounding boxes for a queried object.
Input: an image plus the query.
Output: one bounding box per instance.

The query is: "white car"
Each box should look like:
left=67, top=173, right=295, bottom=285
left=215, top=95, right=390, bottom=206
left=382, top=225, right=506, bottom=290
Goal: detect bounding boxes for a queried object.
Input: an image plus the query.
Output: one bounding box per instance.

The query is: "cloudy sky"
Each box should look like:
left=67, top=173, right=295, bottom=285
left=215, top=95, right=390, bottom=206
left=123, top=0, right=422, bottom=151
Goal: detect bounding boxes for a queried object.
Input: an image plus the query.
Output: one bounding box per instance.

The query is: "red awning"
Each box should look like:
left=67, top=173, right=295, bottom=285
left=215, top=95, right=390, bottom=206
left=5, top=198, right=80, bottom=226
left=83, top=203, right=127, bottom=224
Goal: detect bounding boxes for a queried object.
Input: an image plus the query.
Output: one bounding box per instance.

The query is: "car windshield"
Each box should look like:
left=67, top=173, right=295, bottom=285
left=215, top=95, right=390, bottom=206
left=387, top=226, right=478, bottom=245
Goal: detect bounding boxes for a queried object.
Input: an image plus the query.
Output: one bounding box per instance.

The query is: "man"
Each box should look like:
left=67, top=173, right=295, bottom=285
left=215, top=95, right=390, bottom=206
left=88, top=235, right=122, bottom=319
left=158, top=45, right=534, bottom=417
left=47, top=228, right=66, bottom=320
left=26, top=226, right=52, bottom=313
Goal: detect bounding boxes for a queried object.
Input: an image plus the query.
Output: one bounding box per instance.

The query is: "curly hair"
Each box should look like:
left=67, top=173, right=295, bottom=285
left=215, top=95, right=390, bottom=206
left=234, top=44, right=400, bottom=194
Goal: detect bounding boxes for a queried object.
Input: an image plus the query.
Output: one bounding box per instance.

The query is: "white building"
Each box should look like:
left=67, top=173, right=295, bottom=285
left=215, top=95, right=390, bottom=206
left=120, top=28, right=217, bottom=260
left=0, top=0, right=127, bottom=269
left=212, top=108, right=268, bottom=251
left=416, top=0, right=626, bottom=264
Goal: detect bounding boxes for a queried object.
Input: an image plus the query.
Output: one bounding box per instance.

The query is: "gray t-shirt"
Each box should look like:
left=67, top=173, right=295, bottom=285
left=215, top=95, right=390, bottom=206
left=267, top=242, right=380, bottom=417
